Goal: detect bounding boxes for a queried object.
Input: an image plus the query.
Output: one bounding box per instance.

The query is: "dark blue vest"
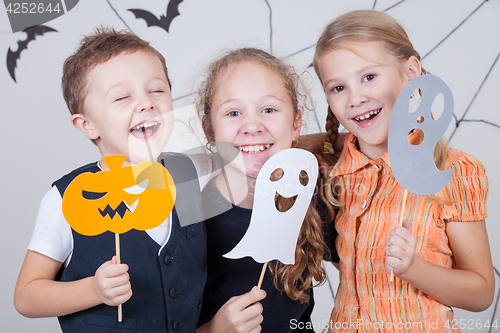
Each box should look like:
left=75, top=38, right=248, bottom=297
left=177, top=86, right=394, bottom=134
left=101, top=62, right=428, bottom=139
left=54, top=153, right=206, bottom=333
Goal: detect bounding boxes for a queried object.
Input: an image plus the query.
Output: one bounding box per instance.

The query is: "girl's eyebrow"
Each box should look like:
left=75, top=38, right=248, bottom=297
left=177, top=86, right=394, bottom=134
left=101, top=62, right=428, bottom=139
left=323, top=64, right=381, bottom=87
left=215, top=98, right=238, bottom=111
left=215, top=95, right=286, bottom=111
left=357, top=64, right=380, bottom=74
left=261, top=95, right=286, bottom=104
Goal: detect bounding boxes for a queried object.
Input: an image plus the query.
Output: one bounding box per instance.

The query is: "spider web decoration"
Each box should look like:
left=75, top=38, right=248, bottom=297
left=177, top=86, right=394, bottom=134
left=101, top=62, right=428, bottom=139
left=103, top=0, right=499, bottom=326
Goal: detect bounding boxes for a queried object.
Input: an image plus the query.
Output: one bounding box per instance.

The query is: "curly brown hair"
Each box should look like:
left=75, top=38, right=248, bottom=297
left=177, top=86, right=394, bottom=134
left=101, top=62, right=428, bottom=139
left=272, top=182, right=334, bottom=302
left=196, top=47, right=329, bottom=302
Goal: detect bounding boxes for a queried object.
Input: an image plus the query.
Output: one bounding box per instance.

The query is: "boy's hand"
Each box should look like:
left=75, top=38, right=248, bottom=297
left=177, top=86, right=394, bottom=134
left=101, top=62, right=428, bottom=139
left=200, top=287, right=266, bottom=333
left=385, top=217, right=417, bottom=277
left=92, top=256, right=132, bottom=306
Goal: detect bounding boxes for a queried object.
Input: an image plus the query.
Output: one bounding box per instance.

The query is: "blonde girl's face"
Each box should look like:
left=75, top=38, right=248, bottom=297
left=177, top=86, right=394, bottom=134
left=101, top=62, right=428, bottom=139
left=317, top=41, right=420, bottom=160
left=209, top=60, right=302, bottom=179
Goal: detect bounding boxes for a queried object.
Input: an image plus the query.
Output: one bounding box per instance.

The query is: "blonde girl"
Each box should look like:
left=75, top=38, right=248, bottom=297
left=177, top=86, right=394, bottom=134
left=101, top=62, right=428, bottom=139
left=314, top=10, right=494, bottom=332
left=195, top=47, right=332, bottom=333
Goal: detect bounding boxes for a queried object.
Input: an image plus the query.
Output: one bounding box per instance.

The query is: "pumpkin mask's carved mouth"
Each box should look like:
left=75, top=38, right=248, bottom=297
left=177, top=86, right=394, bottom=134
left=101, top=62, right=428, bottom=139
left=98, top=199, right=139, bottom=219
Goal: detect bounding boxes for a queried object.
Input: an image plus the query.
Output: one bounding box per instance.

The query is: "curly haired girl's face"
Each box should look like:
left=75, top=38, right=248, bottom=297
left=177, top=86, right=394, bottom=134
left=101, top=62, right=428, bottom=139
left=210, top=60, right=301, bottom=179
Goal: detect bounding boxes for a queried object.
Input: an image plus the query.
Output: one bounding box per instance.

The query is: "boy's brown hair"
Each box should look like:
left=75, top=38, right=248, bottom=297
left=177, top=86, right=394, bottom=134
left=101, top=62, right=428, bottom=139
left=62, top=26, right=171, bottom=116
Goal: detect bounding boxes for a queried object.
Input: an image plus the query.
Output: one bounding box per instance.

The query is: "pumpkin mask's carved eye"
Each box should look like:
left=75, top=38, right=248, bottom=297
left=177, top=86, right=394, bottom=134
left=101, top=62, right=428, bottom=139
left=82, top=191, right=108, bottom=200
left=123, top=179, right=149, bottom=195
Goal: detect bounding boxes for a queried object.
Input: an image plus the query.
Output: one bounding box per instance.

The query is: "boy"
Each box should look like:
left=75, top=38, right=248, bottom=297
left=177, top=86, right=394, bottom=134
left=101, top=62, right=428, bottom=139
left=14, top=27, right=207, bottom=332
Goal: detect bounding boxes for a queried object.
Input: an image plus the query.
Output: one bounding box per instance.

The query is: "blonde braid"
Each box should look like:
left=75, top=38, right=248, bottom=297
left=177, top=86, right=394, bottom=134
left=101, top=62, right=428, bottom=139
left=322, top=105, right=340, bottom=166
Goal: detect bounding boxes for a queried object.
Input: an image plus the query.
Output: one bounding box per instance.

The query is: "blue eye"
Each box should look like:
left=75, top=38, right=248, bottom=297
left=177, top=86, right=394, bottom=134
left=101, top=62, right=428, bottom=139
left=228, top=110, right=241, bottom=117
left=263, top=108, right=276, bottom=114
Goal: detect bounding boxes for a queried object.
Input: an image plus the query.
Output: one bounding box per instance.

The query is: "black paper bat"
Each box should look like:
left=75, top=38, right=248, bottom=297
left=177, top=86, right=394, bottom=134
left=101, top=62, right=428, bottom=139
left=7, top=25, right=57, bottom=83
left=128, top=0, right=183, bottom=33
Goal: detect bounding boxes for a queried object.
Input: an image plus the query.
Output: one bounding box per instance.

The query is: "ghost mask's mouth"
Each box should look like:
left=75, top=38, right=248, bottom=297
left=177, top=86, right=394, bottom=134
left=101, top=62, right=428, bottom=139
left=130, top=122, right=160, bottom=140
left=274, top=192, right=298, bottom=213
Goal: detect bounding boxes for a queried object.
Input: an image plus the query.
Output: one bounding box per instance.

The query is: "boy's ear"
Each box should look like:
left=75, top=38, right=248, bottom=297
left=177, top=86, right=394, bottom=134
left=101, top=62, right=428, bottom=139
left=404, top=56, right=422, bottom=81
left=71, top=113, right=99, bottom=140
left=292, top=111, right=302, bottom=141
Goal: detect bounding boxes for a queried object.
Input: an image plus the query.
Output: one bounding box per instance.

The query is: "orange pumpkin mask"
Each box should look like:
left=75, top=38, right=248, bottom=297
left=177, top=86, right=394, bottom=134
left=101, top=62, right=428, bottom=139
left=62, top=155, right=176, bottom=236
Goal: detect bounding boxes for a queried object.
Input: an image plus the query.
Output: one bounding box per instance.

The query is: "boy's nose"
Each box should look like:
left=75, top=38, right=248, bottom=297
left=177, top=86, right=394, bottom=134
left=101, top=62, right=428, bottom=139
left=137, top=96, right=155, bottom=112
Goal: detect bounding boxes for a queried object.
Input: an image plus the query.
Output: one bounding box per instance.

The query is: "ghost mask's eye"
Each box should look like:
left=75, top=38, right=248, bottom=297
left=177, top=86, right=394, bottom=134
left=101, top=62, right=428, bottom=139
left=299, top=170, right=309, bottom=186
left=270, top=168, right=284, bottom=182
left=124, top=179, right=149, bottom=194
left=82, top=191, right=107, bottom=200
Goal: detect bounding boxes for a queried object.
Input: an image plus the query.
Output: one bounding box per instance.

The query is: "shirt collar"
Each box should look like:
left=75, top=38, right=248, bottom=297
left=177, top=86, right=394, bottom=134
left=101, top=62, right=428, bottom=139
left=331, top=132, right=391, bottom=177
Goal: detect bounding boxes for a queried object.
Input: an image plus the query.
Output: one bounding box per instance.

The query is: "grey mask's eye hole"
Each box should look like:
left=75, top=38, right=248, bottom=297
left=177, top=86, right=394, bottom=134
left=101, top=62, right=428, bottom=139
left=407, top=88, right=422, bottom=113
left=299, top=170, right=309, bottom=186
left=431, top=92, right=444, bottom=120
left=270, top=168, right=284, bottom=182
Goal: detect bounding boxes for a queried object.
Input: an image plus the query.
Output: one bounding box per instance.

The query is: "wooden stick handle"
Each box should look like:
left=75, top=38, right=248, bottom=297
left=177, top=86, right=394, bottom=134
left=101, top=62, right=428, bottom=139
left=115, top=233, right=122, bottom=322
left=390, top=189, right=408, bottom=282
left=257, top=262, right=268, bottom=290
left=398, top=189, right=408, bottom=227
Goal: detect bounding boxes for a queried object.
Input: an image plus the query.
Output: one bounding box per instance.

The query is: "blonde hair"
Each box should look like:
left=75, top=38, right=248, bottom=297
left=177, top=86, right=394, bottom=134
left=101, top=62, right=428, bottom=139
left=196, top=47, right=328, bottom=302
left=313, top=10, right=426, bottom=82
left=314, top=10, right=450, bottom=206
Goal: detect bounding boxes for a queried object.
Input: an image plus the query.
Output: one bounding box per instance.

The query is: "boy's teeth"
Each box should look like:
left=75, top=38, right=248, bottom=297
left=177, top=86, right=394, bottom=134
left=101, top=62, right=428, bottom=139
left=355, top=110, right=380, bottom=122
left=133, top=122, right=158, bottom=131
left=239, top=144, right=271, bottom=153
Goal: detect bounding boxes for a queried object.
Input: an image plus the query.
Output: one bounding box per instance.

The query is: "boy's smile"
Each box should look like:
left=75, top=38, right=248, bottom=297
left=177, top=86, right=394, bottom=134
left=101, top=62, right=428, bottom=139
left=73, top=50, right=174, bottom=166
left=130, top=121, right=160, bottom=139
left=317, top=41, right=418, bottom=160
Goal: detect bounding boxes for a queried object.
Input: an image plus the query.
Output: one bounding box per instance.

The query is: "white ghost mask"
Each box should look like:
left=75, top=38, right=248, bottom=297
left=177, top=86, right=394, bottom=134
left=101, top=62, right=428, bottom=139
left=224, top=148, right=318, bottom=265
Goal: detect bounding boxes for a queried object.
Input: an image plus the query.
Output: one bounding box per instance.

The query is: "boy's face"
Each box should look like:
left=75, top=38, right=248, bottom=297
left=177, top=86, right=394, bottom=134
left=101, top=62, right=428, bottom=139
left=74, top=50, right=174, bottom=165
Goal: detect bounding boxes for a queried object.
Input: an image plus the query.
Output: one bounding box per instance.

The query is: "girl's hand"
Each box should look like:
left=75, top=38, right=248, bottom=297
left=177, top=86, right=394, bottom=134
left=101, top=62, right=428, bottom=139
left=385, top=217, right=416, bottom=276
left=197, top=287, right=266, bottom=333
left=92, top=256, right=132, bottom=306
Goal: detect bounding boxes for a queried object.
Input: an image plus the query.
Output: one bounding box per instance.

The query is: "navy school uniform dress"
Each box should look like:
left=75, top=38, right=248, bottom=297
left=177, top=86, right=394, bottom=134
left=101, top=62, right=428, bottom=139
left=55, top=153, right=207, bottom=333
left=197, top=180, right=320, bottom=333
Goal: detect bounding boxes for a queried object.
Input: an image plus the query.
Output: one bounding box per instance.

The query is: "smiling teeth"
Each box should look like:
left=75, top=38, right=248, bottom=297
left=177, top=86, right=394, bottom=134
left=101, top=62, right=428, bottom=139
left=133, top=122, right=158, bottom=131
left=239, top=144, right=271, bottom=153
left=355, top=110, right=380, bottom=121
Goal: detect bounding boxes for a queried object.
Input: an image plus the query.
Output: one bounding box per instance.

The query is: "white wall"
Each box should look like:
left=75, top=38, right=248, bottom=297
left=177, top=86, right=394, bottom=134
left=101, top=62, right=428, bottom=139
left=1, top=1, right=499, bottom=332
